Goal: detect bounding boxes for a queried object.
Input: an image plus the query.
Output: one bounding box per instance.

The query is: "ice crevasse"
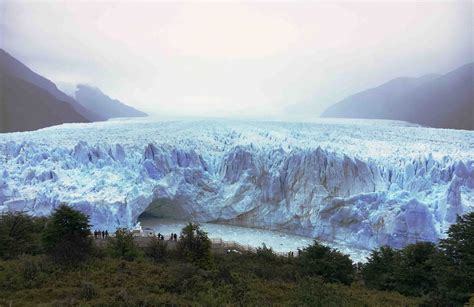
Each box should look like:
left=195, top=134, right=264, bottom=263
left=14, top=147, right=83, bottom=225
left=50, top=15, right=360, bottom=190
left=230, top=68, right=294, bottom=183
left=0, top=118, right=473, bottom=252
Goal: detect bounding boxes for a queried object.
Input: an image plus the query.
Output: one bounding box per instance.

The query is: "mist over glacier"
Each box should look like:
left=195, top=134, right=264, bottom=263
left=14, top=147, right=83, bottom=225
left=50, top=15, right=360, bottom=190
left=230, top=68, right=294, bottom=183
left=0, top=118, right=473, bottom=257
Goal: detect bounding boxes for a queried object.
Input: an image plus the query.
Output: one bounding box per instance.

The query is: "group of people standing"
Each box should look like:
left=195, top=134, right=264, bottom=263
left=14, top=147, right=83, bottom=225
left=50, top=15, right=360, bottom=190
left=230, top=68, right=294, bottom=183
left=156, top=233, right=178, bottom=241
left=94, top=230, right=109, bottom=239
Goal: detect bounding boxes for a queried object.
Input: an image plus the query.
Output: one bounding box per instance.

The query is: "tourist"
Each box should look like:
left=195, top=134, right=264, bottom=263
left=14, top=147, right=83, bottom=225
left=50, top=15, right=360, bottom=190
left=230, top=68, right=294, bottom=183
left=174, top=233, right=177, bottom=241
left=105, top=230, right=109, bottom=238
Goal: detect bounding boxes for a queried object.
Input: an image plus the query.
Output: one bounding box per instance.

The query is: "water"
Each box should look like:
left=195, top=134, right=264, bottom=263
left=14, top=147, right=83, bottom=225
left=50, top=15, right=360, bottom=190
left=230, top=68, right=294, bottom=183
left=138, top=217, right=371, bottom=262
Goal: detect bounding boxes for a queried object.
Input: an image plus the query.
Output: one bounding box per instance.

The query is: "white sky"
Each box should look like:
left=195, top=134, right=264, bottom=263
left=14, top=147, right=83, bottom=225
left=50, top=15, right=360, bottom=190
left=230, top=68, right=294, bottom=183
left=1, top=0, right=472, bottom=120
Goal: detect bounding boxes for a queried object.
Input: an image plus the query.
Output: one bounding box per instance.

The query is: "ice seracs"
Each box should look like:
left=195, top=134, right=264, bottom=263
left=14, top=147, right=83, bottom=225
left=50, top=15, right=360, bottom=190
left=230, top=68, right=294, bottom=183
left=0, top=118, right=473, bottom=257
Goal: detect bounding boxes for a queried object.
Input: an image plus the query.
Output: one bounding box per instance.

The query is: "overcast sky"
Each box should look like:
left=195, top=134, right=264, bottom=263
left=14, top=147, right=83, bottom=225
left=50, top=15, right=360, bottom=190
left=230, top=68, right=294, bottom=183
left=1, top=0, right=472, bottom=120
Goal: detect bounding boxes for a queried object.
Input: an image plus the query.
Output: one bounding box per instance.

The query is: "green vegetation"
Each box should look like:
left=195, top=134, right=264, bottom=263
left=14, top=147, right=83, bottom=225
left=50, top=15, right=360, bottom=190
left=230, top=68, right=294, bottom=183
left=42, top=204, right=94, bottom=266
left=0, top=212, right=47, bottom=259
left=106, top=228, right=140, bottom=261
left=298, top=240, right=354, bottom=285
left=144, top=236, right=168, bottom=263
left=176, top=222, right=212, bottom=268
left=0, top=206, right=472, bottom=306
left=361, top=212, right=474, bottom=305
left=437, top=212, right=474, bottom=304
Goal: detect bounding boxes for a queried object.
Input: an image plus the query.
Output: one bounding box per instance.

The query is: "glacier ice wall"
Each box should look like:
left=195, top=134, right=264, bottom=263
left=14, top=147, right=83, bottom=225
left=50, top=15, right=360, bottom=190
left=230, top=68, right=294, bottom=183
left=0, top=118, right=473, bottom=251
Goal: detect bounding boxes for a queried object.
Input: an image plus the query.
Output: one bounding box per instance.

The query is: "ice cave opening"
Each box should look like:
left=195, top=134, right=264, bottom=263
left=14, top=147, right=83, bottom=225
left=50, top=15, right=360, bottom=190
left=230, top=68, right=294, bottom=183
left=137, top=198, right=189, bottom=220
left=136, top=198, right=372, bottom=262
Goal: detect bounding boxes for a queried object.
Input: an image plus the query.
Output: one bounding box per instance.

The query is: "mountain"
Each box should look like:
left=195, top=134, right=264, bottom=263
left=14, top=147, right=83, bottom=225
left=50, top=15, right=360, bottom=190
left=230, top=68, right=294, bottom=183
left=75, top=84, right=147, bottom=120
left=0, top=71, right=88, bottom=133
left=0, top=49, right=103, bottom=121
left=321, top=63, right=474, bottom=130
left=321, top=74, right=439, bottom=120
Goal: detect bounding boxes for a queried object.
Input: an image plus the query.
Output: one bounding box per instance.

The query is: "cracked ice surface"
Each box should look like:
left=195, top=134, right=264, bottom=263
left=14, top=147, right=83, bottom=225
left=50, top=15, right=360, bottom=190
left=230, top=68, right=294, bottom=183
left=0, top=118, right=473, bottom=258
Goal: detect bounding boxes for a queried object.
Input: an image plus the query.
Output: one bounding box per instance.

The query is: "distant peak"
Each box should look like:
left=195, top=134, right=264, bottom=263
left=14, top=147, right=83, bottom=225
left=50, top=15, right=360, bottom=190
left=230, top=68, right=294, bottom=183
left=74, top=83, right=147, bottom=119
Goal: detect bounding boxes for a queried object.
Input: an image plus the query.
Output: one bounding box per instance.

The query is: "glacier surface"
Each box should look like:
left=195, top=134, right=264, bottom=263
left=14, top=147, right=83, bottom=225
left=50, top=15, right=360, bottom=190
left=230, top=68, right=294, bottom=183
left=0, top=118, right=473, bottom=255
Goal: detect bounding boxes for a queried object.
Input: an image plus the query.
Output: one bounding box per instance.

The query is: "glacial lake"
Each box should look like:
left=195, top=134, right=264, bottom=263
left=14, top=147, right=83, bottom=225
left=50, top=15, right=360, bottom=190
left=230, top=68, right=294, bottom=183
left=138, top=217, right=370, bottom=263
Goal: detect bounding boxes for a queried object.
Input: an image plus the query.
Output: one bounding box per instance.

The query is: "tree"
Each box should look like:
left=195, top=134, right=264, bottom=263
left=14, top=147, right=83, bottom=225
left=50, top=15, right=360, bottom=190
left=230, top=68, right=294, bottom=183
left=395, top=242, right=438, bottom=297
left=363, top=243, right=438, bottom=297
left=177, top=223, right=211, bottom=268
left=42, top=204, right=93, bottom=265
left=107, top=228, right=140, bottom=261
left=0, top=212, right=47, bottom=259
left=361, top=246, right=399, bottom=291
left=297, top=240, right=354, bottom=285
left=440, top=212, right=474, bottom=270
left=435, top=212, right=474, bottom=305
left=362, top=214, right=474, bottom=305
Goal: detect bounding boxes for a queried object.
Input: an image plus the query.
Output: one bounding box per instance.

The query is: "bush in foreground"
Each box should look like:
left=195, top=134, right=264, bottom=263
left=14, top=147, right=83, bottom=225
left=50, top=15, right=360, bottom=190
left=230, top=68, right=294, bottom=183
left=0, top=255, right=421, bottom=306
left=107, top=228, right=140, bottom=261
left=145, top=236, right=168, bottom=263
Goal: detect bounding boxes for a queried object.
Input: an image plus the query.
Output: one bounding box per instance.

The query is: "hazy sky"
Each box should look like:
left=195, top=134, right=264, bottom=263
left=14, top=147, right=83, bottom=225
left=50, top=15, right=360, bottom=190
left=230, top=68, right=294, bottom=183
left=1, top=0, right=472, bottom=120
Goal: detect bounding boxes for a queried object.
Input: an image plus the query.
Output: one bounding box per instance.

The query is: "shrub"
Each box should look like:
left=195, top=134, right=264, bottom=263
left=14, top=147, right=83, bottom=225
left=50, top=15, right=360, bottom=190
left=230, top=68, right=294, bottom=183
left=249, top=244, right=294, bottom=280
left=107, top=228, right=140, bottom=261
left=42, top=204, right=93, bottom=266
left=0, top=212, right=47, bottom=259
left=145, top=236, right=168, bottom=263
left=0, top=255, right=53, bottom=290
left=113, top=288, right=132, bottom=304
left=177, top=223, right=211, bottom=268
left=79, top=281, right=98, bottom=300
left=297, top=240, right=354, bottom=285
left=0, top=253, right=422, bottom=306
left=255, top=243, right=278, bottom=262
left=290, top=277, right=351, bottom=306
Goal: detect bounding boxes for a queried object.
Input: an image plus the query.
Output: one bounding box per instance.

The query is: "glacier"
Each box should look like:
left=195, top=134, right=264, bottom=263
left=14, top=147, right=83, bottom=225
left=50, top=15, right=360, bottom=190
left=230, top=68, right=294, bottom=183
left=0, top=118, right=473, bottom=256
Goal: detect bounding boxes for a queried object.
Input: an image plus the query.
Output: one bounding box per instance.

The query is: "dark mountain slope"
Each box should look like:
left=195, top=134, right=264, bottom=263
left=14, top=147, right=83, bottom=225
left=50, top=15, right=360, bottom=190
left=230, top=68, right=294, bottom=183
left=321, top=63, right=473, bottom=130
left=0, top=49, right=103, bottom=121
left=0, top=72, right=88, bottom=133
left=321, top=74, right=439, bottom=120
left=394, top=63, right=473, bottom=130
